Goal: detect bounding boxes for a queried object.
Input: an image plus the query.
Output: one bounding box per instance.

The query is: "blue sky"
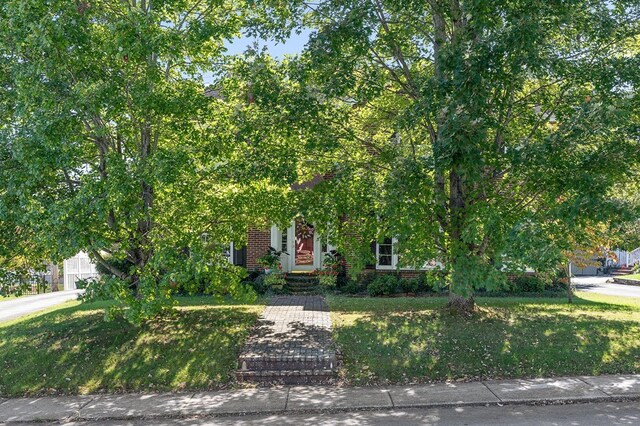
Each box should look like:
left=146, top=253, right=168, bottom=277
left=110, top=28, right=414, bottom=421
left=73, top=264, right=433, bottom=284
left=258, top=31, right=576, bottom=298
left=201, top=30, right=312, bottom=84
left=224, top=29, right=313, bottom=58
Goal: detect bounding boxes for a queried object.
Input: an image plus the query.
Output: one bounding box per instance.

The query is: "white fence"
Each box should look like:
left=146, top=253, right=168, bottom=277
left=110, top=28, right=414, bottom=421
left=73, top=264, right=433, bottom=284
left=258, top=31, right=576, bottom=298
left=612, top=248, right=640, bottom=267
left=63, top=252, right=99, bottom=290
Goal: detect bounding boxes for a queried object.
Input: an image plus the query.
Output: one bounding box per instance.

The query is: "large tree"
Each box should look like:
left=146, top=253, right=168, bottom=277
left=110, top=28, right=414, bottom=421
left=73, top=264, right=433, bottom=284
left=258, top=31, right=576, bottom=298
left=253, top=0, right=640, bottom=311
left=0, top=0, right=291, bottom=321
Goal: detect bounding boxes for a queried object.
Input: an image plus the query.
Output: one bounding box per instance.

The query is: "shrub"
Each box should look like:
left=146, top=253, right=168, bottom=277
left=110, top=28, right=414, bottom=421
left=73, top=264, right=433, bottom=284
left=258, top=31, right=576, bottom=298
left=511, top=275, right=546, bottom=293
left=399, top=277, right=419, bottom=294
left=246, top=270, right=262, bottom=282
left=356, top=271, right=377, bottom=287
left=244, top=273, right=268, bottom=295
left=368, top=274, right=399, bottom=297
left=257, top=247, right=286, bottom=270
left=264, top=273, right=286, bottom=289
left=341, top=280, right=365, bottom=294
left=74, top=278, right=90, bottom=289
left=318, top=272, right=338, bottom=289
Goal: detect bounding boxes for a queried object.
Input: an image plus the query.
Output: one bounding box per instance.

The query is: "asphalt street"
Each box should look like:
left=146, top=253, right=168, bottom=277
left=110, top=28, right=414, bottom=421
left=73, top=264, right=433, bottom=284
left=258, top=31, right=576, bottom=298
left=0, top=290, right=82, bottom=323
left=572, top=276, right=640, bottom=298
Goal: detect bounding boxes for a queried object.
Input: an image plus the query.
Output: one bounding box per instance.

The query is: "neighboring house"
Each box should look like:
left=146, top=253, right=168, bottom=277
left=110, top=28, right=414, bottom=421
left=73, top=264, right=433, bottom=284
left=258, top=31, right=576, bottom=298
left=63, top=252, right=99, bottom=290
left=570, top=247, right=640, bottom=276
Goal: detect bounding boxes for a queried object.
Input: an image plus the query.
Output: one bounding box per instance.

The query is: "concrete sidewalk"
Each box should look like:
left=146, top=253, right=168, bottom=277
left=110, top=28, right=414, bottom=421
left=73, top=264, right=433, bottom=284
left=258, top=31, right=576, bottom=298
left=0, top=375, right=638, bottom=423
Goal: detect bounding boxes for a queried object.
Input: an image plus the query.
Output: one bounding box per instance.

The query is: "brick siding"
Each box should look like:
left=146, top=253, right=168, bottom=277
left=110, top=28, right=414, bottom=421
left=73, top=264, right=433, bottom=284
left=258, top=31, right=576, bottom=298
left=247, top=228, right=271, bottom=271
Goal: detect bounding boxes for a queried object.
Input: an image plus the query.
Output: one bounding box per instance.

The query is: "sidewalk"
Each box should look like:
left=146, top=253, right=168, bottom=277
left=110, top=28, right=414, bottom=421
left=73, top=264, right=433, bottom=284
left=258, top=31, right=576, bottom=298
left=0, top=375, right=638, bottom=423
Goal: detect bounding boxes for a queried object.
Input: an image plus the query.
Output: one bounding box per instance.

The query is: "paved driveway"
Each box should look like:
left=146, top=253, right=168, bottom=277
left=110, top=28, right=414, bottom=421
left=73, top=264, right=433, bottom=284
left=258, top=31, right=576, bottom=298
left=0, top=290, right=82, bottom=323
left=573, top=276, right=640, bottom=298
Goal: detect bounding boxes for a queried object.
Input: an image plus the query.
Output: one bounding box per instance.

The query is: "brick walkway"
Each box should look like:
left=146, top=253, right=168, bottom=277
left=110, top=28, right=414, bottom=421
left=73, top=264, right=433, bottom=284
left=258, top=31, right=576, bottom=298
left=237, top=296, right=337, bottom=384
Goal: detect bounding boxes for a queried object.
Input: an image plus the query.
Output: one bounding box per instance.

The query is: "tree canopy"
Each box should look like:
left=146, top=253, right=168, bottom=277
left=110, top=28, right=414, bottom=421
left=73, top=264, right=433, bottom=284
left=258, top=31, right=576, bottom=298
left=248, top=0, right=640, bottom=309
left=1, top=0, right=639, bottom=319
left=0, top=0, right=296, bottom=321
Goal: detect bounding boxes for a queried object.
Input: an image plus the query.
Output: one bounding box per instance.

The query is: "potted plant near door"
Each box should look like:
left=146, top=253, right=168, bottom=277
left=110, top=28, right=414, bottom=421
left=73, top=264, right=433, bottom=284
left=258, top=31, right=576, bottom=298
left=257, top=247, right=287, bottom=274
left=264, top=269, right=287, bottom=291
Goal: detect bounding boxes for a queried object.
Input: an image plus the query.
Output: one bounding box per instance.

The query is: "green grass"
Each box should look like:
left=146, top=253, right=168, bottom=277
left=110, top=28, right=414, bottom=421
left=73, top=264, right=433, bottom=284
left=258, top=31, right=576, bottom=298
left=617, top=274, right=640, bottom=281
left=0, top=297, right=264, bottom=397
left=328, top=293, right=640, bottom=386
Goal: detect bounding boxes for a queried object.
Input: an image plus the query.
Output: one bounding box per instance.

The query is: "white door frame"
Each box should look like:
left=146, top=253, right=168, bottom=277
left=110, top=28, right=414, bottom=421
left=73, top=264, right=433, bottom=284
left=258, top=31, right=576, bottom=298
left=288, top=220, right=321, bottom=272
left=272, top=222, right=336, bottom=272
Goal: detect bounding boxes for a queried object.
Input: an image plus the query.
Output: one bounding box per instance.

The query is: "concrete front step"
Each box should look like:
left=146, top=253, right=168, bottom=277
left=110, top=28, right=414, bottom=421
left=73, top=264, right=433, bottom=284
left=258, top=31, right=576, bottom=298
left=236, top=369, right=337, bottom=385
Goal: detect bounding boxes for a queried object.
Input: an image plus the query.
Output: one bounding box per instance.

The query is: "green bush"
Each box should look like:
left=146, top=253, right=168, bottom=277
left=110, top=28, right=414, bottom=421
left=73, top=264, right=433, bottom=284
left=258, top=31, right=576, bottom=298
left=511, top=275, right=546, bottom=293
left=79, top=277, right=113, bottom=302
left=368, top=274, right=399, bottom=297
left=399, top=277, right=419, bottom=294
left=242, top=275, right=268, bottom=295
left=248, top=274, right=268, bottom=294
left=341, top=280, right=365, bottom=294
left=264, top=273, right=286, bottom=288
left=74, top=278, right=90, bottom=289
left=356, top=271, right=377, bottom=287
left=318, top=273, right=338, bottom=289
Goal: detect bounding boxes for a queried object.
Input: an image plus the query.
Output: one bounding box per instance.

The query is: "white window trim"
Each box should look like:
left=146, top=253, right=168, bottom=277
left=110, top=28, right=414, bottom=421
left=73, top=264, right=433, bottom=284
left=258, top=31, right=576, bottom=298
left=375, top=238, right=440, bottom=271
left=376, top=238, right=397, bottom=270
left=224, top=242, right=235, bottom=264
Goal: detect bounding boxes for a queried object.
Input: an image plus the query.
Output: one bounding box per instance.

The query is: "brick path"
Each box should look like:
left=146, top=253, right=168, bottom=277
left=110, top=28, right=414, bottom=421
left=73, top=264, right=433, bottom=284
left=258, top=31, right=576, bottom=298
left=237, top=296, right=337, bottom=384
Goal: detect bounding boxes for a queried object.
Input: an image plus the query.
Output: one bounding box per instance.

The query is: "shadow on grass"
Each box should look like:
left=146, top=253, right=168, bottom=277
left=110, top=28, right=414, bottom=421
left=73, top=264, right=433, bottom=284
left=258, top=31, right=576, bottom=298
left=0, top=298, right=263, bottom=397
left=330, top=295, right=640, bottom=385
left=328, top=294, right=639, bottom=313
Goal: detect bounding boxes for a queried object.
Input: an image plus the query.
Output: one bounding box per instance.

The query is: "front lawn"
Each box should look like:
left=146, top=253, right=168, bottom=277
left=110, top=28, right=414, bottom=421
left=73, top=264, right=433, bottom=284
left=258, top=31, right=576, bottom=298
left=328, top=293, right=640, bottom=386
left=617, top=274, right=640, bottom=281
left=0, top=297, right=264, bottom=397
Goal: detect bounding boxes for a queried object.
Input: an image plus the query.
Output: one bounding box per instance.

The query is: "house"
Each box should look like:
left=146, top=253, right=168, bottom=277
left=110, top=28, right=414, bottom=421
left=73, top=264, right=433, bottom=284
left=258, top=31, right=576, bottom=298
left=63, top=252, right=99, bottom=290
left=226, top=174, right=433, bottom=278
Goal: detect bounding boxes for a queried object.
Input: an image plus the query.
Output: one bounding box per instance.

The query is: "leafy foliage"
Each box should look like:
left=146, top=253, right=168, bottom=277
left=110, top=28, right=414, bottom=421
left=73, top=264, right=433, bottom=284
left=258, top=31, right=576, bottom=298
left=250, top=0, right=640, bottom=305
left=0, top=1, right=292, bottom=322
left=367, top=274, right=399, bottom=296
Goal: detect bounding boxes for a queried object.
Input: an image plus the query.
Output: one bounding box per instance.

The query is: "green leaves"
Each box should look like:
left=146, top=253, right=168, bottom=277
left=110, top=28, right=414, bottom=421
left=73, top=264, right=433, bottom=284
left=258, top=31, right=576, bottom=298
left=247, top=0, right=640, bottom=296
left=0, top=0, right=290, bottom=322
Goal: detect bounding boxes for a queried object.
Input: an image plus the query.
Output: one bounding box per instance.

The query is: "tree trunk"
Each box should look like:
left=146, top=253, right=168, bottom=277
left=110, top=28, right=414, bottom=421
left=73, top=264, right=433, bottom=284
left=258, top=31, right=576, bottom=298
left=445, top=166, right=476, bottom=314
left=566, top=263, right=573, bottom=304
left=50, top=263, right=59, bottom=292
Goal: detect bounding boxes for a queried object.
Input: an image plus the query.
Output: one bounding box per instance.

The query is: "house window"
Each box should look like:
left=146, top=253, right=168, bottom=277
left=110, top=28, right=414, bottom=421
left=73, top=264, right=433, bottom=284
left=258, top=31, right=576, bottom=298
left=377, top=238, right=395, bottom=268
left=375, top=238, right=440, bottom=270
left=281, top=231, right=287, bottom=253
